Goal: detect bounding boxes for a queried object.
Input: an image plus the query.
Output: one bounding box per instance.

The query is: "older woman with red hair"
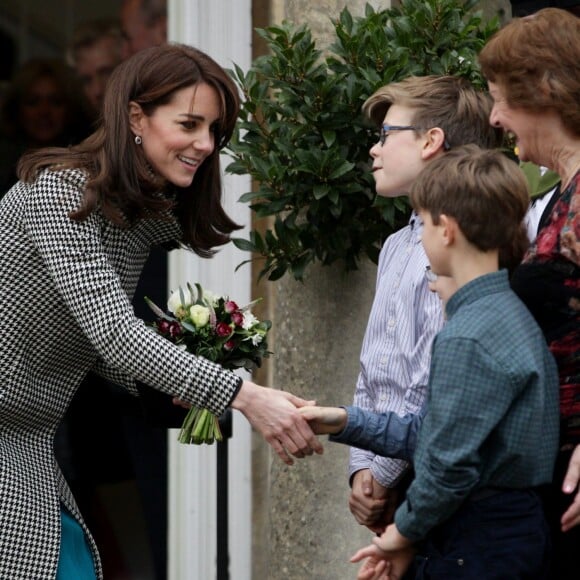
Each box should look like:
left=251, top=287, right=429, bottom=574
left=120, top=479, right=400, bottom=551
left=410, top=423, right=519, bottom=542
left=479, top=8, right=580, bottom=580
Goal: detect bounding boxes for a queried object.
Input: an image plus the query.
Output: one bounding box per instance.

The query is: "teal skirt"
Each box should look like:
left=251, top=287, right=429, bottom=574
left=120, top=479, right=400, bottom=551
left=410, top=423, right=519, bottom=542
left=56, top=507, right=97, bottom=580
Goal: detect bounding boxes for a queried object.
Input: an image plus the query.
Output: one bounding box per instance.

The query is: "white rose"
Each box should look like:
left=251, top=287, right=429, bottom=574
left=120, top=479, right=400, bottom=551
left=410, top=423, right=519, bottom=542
left=190, top=304, right=210, bottom=328
left=167, top=287, right=192, bottom=317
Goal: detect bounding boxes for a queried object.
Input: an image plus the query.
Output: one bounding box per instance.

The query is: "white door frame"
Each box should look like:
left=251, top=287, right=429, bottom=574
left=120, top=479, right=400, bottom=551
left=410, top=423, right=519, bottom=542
left=167, top=1, right=253, bottom=578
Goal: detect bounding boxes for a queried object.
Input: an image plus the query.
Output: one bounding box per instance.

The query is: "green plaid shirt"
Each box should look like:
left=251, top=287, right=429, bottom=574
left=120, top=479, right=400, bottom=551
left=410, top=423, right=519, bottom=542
left=395, top=270, right=559, bottom=542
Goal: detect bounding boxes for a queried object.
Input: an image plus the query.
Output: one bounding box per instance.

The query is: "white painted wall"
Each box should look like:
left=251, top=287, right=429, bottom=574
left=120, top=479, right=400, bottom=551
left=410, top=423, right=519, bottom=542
left=167, top=1, right=253, bottom=579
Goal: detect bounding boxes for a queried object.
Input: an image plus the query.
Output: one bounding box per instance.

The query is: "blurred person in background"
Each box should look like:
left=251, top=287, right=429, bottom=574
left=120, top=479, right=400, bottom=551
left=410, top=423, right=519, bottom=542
left=67, top=19, right=126, bottom=117
left=0, top=57, right=91, bottom=196
left=121, top=0, right=167, bottom=57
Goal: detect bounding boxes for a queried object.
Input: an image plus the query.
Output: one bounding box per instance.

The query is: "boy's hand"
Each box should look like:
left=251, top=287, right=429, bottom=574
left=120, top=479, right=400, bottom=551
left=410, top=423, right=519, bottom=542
left=351, top=524, right=415, bottom=580
left=298, top=405, right=347, bottom=435
left=352, top=547, right=415, bottom=580
left=352, top=545, right=390, bottom=580
left=350, top=470, right=388, bottom=530
left=562, top=444, right=580, bottom=531
left=363, top=485, right=399, bottom=535
left=373, top=523, right=413, bottom=553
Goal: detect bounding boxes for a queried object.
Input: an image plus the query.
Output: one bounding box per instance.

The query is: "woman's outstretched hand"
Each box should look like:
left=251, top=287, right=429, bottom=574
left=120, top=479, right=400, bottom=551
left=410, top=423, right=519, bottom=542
left=231, top=380, right=324, bottom=464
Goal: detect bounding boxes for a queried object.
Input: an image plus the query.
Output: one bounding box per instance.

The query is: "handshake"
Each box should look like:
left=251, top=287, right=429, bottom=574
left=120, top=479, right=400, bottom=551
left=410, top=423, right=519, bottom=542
left=176, top=378, right=417, bottom=467
left=174, top=378, right=348, bottom=465
left=225, top=379, right=348, bottom=465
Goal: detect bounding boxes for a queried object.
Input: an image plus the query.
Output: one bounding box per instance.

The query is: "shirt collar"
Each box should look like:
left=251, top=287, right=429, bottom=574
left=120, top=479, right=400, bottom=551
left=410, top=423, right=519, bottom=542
left=445, top=269, right=510, bottom=319
left=409, top=211, right=423, bottom=243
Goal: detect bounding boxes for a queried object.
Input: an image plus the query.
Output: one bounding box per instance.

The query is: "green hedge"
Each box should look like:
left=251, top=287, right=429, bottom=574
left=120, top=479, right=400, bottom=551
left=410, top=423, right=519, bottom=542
left=226, top=0, right=499, bottom=281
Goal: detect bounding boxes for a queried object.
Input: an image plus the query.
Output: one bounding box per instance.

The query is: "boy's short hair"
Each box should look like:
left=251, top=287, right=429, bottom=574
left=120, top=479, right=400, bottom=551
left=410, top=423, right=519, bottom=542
left=363, top=75, right=502, bottom=150
left=409, top=145, right=530, bottom=256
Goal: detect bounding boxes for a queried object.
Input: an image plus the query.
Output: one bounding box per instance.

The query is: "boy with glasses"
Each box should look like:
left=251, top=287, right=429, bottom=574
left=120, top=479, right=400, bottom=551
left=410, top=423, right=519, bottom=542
left=344, top=75, right=501, bottom=538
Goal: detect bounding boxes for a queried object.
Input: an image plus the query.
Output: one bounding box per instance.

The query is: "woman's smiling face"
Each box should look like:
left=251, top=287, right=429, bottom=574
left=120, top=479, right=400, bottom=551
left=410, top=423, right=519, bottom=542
left=488, top=81, right=541, bottom=163
left=130, top=82, right=220, bottom=188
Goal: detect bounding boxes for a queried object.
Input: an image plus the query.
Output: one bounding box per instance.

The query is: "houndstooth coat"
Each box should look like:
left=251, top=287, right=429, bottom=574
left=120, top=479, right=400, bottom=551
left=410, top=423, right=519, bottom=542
left=0, top=168, right=242, bottom=579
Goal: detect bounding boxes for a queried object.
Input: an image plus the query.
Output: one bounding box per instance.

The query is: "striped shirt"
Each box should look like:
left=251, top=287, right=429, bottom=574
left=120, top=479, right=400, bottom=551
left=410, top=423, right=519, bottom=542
left=350, top=213, right=445, bottom=487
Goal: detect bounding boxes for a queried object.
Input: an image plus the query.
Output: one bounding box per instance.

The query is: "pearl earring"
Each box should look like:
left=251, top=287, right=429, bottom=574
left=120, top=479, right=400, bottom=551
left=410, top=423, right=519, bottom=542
left=134, top=135, right=142, bottom=145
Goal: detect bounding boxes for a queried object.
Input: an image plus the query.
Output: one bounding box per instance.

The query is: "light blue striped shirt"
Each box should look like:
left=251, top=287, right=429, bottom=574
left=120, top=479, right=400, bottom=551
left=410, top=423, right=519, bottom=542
left=350, top=213, right=445, bottom=487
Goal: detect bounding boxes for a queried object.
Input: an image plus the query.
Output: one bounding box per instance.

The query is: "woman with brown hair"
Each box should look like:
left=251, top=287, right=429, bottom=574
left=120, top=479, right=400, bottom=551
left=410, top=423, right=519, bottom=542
left=479, top=8, right=580, bottom=579
left=0, top=57, right=92, bottom=195
left=0, top=43, right=321, bottom=579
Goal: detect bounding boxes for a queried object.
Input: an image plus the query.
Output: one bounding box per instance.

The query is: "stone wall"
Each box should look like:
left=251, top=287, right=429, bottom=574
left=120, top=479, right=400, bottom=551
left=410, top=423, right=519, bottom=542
left=272, top=0, right=386, bottom=48
left=266, top=260, right=378, bottom=579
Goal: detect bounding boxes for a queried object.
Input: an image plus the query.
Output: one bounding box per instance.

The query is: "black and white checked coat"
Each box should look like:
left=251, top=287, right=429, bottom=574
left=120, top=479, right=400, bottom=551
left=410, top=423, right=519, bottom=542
left=0, top=168, right=241, bottom=579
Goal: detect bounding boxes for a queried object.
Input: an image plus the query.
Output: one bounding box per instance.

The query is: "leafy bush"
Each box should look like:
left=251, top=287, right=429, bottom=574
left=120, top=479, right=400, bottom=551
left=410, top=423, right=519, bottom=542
left=226, top=0, right=499, bottom=281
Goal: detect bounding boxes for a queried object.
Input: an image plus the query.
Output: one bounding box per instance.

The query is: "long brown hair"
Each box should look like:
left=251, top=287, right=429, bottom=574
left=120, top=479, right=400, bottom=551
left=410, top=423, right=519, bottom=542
left=18, top=43, right=242, bottom=257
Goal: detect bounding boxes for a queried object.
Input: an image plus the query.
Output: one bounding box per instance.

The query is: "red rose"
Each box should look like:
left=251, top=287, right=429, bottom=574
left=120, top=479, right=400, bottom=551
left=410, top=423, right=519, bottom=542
left=168, top=321, right=182, bottom=338
left=224, top=339, right=236, bottom=351
left=224, top=300, right=238, bottom=314
left=216, top=322, right=232, bottom=337
left=231, top=311, right=244, bottom=326
left=157, top=320, right=171, bottom=335
left=157, top=320, right=182, bottom=339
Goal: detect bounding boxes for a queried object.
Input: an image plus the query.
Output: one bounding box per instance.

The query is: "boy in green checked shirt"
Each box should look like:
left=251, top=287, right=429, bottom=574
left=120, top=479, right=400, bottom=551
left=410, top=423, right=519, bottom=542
left=302, top=146, right=559, bottom=579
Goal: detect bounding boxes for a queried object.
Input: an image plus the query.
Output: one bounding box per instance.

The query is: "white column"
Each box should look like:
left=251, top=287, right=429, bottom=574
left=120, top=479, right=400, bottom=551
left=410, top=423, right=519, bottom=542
left=167, top=1, right=253, bottom=579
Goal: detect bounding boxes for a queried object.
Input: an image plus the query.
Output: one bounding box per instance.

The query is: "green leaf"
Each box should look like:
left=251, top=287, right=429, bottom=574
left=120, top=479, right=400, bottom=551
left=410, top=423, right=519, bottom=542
left=329, top=160, right=355, bottom=180
left=145, top=296, right=171, bottom=320
left=313, top=185, right=330, bottom=200
left=268, top=264, right=288, bottom=281
left=322, top=130, right=337, bottom=148
left=181, top=320, right=197, bottom=333
left=232, top=237, right=256, bottom=252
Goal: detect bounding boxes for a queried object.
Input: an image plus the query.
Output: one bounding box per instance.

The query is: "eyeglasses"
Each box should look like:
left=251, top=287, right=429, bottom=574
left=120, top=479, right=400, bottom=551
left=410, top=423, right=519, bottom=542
left=379, top=124, right=418, bottom=145
left=379, top=124, right=452, bottom=150
left=425, top=266, right=438, bottom=283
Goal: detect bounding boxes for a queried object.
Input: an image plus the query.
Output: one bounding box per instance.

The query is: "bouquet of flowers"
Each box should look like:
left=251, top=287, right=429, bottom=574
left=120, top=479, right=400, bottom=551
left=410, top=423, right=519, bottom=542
left=146, top=282, right=271, bottom=445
